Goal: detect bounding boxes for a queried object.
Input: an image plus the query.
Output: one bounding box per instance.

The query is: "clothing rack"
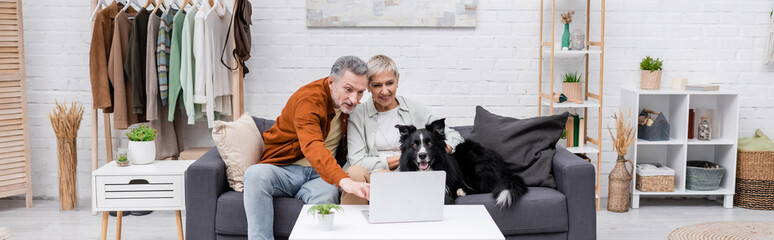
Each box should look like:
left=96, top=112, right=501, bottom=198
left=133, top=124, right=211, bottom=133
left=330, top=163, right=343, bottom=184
left=89, top=0, right=245, bottom=172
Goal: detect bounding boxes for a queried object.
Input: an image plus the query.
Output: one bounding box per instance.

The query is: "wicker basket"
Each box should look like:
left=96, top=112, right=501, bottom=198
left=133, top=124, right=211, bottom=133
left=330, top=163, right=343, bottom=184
left=636, top=164, right=675, bottom=192
left=686, top=161, right=724, bottom=191
left=734, top=150, right=774, bottom=210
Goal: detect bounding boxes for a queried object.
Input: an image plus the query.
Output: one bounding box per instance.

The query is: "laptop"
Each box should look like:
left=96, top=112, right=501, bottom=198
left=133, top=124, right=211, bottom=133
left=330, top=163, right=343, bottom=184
left=364, top=171, right=446, bottom=224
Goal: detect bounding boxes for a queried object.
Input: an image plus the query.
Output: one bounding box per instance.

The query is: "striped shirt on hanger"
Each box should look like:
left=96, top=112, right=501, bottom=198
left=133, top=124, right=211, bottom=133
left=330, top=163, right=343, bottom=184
left=157, top=7, right=178, bottom=106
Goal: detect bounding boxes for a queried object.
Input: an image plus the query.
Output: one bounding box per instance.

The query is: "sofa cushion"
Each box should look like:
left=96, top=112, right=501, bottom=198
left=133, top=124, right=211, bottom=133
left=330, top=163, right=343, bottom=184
left=451, top=125, right=474, bottom=139
left=212, top=112, right=264, bottom=192
left=252, top=116, right=276, bottom=133
left=468, top=106, right=568, bottom=188
left=455, top=187, right=568, bottom=235
left=215, top=191, right=304, bottom=238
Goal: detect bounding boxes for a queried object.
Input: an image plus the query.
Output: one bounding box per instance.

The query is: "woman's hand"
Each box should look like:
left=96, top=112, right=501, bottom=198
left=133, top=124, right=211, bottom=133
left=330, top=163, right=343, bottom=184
left=387, top=155, right=400, bottom=170
left=446, top=144, right=453, bottom=154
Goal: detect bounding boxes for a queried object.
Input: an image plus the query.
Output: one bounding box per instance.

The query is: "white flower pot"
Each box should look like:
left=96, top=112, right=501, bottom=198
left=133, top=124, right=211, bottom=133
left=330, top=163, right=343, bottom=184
left=128, top=140, right=155, bottom=165
left=316, top=213, right=335, bottom=231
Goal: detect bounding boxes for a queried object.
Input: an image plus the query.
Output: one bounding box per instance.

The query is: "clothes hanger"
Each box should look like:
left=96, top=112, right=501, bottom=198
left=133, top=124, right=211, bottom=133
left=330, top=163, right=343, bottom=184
left=121, top=0, right=141, bottom=12
left=143, top=0, right=156, bottom=9
left=89, top=0, right=109, bottom=21
left=181, top=0, right=194, bottom=9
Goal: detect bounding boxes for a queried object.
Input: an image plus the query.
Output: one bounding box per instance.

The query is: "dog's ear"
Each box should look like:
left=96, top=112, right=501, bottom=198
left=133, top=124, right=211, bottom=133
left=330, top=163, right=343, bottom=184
left=426, top=118, right=446, bottom=140
left=395, top=125, right=416, bottom=143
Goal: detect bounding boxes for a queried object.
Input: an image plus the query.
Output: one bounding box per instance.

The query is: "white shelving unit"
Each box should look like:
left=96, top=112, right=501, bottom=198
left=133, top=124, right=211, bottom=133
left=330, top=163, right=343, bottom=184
left=621, top=88, right=739, bottom=208
left=538, top=0, right=606, bottom=211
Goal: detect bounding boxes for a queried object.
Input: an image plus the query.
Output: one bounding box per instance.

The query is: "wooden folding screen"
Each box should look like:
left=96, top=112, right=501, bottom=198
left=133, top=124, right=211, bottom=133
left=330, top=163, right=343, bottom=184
left=0, top=0, right=33, bottom=208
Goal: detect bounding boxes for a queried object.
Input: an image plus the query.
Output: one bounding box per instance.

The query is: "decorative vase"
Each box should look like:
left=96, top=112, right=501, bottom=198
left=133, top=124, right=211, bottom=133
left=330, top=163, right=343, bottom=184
left=316, top=213, right=335, bottom=231
left=128, top=140, right=155, bottom=165
left=698, top=116, right=711, bottom=141
left=561, top=23, right=570, bottom=50
left=607, top=156, right=633, bottom=212
left=640, top=70, right=662, bottom=90
left=562, top=82, right=583, bottom=102
left=56, top=137, right=78, bottom=211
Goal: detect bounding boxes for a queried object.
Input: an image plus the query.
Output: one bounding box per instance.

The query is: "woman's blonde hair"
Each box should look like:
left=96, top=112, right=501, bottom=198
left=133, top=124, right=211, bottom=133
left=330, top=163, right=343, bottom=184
left=367, top=55, right=400, bottom=82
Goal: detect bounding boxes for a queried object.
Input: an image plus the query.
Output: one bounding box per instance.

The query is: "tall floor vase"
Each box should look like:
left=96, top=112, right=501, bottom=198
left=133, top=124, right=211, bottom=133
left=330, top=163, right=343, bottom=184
left=607, top=157, right=633, bottom=212
left=57, top=137, right=77, bottom=211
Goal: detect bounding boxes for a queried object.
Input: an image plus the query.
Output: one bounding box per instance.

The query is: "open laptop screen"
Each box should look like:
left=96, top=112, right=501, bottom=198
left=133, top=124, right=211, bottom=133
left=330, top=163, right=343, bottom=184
left=367, top=171, right=446, bottom=223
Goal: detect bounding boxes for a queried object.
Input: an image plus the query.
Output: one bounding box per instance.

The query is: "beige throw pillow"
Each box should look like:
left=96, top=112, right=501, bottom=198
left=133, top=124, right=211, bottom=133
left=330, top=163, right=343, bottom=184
left=212, top=112, right=264, bottom=192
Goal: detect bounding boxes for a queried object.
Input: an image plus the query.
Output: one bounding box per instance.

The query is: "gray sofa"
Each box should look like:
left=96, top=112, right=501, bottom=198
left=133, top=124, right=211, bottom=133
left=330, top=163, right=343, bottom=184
left=185, top=117, right=596, bottom=240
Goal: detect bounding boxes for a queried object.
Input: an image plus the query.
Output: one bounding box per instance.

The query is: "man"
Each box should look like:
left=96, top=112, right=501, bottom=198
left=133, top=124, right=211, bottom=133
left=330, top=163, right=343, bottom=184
left=243, top=56, right=371, bottom=240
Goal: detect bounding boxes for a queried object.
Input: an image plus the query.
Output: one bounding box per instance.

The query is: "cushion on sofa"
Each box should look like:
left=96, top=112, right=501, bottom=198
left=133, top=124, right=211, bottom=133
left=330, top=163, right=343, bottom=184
left=455, top=187, right=568, bottom=235
left=215, top=191, right=304, bottom=238
left=468, top=106, right=569, bottom=188
left=212, top=112, right=264, bottom=192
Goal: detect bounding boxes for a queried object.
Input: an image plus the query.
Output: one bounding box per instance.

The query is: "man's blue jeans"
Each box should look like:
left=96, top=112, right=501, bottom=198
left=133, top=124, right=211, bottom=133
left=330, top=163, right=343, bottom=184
left=243, top=164, right=340, bottom=240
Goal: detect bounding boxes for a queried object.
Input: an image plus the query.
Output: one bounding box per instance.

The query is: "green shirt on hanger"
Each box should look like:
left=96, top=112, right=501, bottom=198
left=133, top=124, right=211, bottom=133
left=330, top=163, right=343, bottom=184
left=168, top=9, right=187, bottom=122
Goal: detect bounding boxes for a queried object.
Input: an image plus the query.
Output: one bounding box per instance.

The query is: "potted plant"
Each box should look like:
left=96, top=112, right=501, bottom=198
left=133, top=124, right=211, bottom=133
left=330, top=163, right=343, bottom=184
left=640, top=56, right=663, bottom=90
left=307, top=203, right=343, bottom=231
left=125, top=124, right=157, bottom=165
left=561, top=72, right=583, bottom=103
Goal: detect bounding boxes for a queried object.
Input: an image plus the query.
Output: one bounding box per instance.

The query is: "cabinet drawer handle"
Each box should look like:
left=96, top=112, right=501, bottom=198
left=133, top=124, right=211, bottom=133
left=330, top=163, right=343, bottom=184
left=129, top=179, right=150, bottom=184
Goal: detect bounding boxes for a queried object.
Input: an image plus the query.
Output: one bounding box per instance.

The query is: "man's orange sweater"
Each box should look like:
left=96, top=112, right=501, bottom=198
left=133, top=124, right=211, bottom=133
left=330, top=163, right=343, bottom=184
left=260, top=77, right=349, bottom=186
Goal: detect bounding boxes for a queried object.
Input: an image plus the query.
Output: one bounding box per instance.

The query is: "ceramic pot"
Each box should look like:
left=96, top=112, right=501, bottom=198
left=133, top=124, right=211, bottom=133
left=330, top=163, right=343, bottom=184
left=316, top=213, right=335, bottom=231
left=128, top=140, right=155, bottom=165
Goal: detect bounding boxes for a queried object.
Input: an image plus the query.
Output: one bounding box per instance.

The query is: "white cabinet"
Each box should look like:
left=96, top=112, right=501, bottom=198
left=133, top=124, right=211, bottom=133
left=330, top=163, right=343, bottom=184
left=621, top=89, right=739, bottom=208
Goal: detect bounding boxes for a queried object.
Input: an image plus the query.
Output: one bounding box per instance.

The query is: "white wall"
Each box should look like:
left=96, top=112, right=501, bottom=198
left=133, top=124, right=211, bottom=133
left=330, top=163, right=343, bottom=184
left=18, top=0, right=774, bottom=199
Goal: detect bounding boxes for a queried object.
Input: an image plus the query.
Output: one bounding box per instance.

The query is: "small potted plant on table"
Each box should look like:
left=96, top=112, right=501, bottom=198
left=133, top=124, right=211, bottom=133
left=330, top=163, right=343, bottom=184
left=126, top=124, right=157, bottom=165
left=307, top=203, right=343, bottom=231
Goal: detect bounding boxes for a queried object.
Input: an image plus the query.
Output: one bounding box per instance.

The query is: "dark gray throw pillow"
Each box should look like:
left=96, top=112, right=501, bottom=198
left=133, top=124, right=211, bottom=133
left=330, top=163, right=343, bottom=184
left=468, top=106, right=569, bottom=188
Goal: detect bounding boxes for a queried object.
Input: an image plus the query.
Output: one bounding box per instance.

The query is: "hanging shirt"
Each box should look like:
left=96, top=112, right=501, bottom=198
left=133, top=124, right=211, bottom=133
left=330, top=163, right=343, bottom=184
left=145, top=7, right=163, bottom=120
left=90, top=2, right=132, bottom=113
left=107, top=10, right=138, bottom=129
left=125, top=8, right=150, bottom=115
left=167, top=9, right=187, bottom=122
left=157, top=7, right=178, bottom=106
left=179, top=5, right=199, bottom=125
left=204, top=0, right=234, bottom=127
left=193, top=0, right=211, bottom=106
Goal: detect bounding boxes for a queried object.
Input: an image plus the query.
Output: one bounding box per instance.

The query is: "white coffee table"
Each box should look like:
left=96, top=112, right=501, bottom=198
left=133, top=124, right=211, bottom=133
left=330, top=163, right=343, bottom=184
left=289, top=205, right=504, bottom=240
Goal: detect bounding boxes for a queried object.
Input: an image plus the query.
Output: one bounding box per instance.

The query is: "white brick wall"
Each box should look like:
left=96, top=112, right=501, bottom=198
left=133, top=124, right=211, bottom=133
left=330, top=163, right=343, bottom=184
left=17, top=0, right=774, bottom=199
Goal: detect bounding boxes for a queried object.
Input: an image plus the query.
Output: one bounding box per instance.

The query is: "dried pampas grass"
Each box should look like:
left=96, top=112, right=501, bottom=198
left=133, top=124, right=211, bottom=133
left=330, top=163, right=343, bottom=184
left=609, top=109, right=636, bottom=157
left=48, top=101, right=84, bottom=211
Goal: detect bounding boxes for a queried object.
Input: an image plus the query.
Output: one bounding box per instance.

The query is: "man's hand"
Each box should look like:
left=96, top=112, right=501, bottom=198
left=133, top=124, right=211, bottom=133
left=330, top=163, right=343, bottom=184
left=387, top=155, right=400, bottom=170
left=339, top=178, right=370, bottom=200
left=446, top=144, right=453, bottom=154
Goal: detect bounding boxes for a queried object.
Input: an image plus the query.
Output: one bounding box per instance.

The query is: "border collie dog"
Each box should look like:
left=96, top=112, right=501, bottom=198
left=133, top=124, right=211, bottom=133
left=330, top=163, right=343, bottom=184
left=396, top=119, right=528, bottom=208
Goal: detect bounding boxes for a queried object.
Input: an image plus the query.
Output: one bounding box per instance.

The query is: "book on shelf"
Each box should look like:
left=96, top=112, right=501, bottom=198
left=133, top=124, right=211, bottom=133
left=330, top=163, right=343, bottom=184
left=685, top=84, right=719, bottom=91
left=575, top=117, right=586, bottom=148
left=566, top=116, right=575, bottom=148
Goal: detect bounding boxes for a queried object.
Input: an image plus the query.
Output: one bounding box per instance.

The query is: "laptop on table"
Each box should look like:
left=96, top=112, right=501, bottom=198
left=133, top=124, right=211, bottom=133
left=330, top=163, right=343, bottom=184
left=364, top=171, right=446, bottom=224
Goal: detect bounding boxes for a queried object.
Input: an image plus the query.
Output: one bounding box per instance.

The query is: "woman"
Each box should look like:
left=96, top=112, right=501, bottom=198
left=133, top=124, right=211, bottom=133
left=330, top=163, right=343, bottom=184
left=341, top=55, right=463, bottom=204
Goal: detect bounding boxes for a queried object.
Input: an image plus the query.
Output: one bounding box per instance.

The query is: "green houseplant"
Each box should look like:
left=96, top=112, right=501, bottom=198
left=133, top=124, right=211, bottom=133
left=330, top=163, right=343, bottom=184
left=307, top=203, right=343, bottom=231
left=125, top=124, right=157, bottom=165
left=640, top=56, right=664, bottom=90
left=561, top=72, right=583, bottom=103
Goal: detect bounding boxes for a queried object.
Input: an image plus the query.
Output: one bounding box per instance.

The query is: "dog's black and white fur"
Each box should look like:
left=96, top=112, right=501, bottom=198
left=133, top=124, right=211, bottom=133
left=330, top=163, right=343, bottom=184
left=396, top=119, right=528, bottom=208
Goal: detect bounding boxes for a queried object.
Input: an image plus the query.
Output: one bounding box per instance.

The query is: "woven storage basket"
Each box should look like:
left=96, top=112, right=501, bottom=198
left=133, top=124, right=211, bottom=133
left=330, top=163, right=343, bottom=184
left=636, top=164, right=675, bottom=192
left=686, top=161, right=724, bottom=191
left=734, top=150, right=774, bottom=210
